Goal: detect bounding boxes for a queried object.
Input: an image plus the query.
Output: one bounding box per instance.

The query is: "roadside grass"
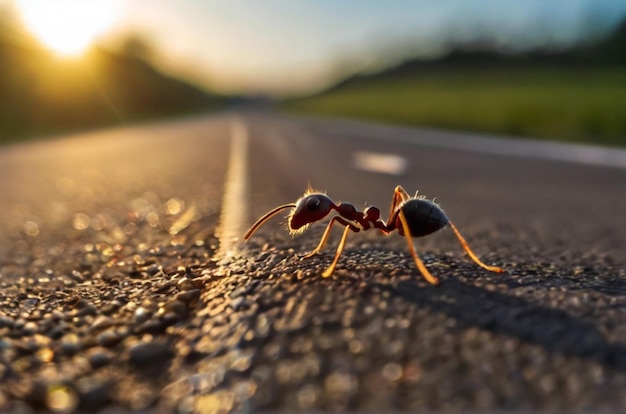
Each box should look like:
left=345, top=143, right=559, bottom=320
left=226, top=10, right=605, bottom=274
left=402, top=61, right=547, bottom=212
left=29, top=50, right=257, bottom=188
left=286, top=67, right=626, bottom=148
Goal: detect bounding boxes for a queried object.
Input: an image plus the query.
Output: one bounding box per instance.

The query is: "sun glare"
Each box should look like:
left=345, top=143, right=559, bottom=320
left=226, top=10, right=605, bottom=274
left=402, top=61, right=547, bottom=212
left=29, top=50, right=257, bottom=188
left=15, top=0, right=122, bottom=56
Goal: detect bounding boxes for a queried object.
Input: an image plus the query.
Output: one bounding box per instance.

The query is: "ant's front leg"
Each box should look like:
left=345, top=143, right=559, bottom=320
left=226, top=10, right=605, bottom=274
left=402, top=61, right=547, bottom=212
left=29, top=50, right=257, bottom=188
left=321, top=224, right=352, bottom=277
left=303, top=216, right=360, bottom=259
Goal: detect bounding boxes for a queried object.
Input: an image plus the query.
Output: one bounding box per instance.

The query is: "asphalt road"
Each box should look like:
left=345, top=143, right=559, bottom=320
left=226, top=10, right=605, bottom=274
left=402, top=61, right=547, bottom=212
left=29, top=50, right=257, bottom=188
left=1, top=111, right=626, bottom=412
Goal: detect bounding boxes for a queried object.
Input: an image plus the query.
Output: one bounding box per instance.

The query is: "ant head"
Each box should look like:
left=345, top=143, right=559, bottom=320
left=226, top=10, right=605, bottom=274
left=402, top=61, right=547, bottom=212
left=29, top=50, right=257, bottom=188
left=289, top=193, right=336, bottom=233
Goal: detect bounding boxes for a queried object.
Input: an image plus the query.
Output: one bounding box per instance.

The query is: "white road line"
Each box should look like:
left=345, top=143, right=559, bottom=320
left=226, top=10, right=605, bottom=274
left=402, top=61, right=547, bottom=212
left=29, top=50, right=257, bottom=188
left=216, top=118, right=249, bottom=261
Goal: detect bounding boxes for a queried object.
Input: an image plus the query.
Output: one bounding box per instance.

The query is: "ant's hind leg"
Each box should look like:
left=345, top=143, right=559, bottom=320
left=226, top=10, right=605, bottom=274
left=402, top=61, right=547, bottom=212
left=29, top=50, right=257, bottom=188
left=448, top=221, right=504, bottom=273
left=395, top=185, right=411, bottom=200
left=321, top=225, right=351, bottom=278
left=303, top=216, right=358, bottom=259
left=398, top=211, right=440, bottom=285
left=386, top=186, right=411, bottom=225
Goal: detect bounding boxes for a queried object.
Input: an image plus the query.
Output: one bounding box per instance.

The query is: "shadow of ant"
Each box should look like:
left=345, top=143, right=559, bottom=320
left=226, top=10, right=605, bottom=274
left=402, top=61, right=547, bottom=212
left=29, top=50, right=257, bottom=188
left=368, top=275, right=626, bottom=371
left=493, top=264, right=626, bottom=298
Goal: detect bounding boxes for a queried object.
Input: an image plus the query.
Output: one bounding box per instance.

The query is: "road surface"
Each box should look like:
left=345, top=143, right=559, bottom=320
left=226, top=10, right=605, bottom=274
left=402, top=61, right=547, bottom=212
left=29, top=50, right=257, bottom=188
left=1, top=111, right=626, bottom=412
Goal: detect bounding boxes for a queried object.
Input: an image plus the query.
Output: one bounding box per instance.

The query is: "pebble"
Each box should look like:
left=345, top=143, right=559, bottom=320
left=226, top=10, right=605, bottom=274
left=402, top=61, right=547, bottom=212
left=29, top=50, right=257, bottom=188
left=60, top=341, right=81, bottom=356
left=229, top=297, right=249, bottom=311
left=178, top=278, right=200, bottom=291
left=134, top=307, right=152, bottom=324
left=97, top=329, right=124, bottom=348
left=88, top=347, right=114, bottom=368
left=91, top=316, right=114, bottom=330
left=145, top=264, right=162, bottom=276
left=47, top=325, right=65, bottom=340
left=0, top=315, right=14, bottom=328
left=22, top=321, right=39, bottom=336
left=69, top=270, right=85, bottom=283
left=162, top=312, right=182, bottom=326
left=77, top=303, right=98, bottom=317
left=77, top=378, right=111, bottom=410
left=46, top=384, right=78, bottom=412
left=175, top=289, right=200, bottom=305
left=162, top=300, right=187, bottom=319
left=48, top=310, right=64, bottom=321
left=135, top=319, right=166, bottom=335
left=100, top=300, right=122, bottom=316
left=128, top=341, right=173, bottom=366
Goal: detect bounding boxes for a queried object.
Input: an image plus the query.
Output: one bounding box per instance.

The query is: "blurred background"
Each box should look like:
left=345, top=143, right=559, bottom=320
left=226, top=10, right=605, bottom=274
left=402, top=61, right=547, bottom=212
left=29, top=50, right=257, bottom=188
left=1, top=0, right=624, bottom=146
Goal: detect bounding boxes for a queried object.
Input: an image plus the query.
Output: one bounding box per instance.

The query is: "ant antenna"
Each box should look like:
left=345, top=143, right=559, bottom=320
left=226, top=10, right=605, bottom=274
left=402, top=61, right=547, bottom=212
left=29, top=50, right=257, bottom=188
left=244, top=203, right=296, bottom=240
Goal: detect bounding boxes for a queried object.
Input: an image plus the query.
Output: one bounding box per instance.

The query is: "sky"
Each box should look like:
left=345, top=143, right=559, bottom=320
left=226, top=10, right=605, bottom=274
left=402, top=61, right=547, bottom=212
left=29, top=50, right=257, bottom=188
left=4, top=0, right=626, bottom=96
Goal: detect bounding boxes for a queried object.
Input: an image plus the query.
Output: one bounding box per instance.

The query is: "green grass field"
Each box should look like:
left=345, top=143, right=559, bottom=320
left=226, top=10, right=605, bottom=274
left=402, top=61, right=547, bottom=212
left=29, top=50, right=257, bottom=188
left=286, top=67, right=626, bottom=147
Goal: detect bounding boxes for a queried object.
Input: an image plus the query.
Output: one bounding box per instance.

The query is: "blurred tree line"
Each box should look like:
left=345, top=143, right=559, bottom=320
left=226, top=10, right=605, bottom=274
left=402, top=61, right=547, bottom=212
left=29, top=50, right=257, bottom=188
left=0, top=14, right=221, bottom=144
left=288, top=18, right=626, bottom=147
left=337, top=18, right=626, bottom=86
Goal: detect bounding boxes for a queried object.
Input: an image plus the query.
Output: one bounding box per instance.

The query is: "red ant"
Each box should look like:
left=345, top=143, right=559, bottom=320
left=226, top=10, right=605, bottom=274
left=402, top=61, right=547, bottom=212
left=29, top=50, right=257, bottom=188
left=244, top=186, right=504, bottom=285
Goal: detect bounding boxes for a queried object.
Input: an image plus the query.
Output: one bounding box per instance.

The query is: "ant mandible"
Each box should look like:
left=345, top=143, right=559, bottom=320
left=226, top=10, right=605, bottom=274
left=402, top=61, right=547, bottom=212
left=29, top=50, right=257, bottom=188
left=244, top=185, right=504, bottom=285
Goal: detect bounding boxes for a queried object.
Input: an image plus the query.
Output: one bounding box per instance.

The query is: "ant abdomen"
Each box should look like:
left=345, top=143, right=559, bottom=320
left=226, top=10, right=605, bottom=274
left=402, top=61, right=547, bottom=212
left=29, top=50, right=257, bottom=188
left=397, top=199, right=449, bottom=237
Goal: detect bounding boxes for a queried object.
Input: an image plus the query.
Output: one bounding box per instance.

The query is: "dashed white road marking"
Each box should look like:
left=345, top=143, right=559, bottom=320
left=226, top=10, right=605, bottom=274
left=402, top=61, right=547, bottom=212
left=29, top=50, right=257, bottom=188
left=298, top=117, right=626, bottom=170
left=216, top=118, right=249, bottom=261
left=353, top=151, right=408, bottom=175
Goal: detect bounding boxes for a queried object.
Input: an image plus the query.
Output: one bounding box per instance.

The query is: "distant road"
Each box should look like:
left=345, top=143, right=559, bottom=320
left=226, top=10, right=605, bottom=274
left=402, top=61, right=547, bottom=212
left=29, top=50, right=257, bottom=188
left=1, top=111, right=625, bottom=412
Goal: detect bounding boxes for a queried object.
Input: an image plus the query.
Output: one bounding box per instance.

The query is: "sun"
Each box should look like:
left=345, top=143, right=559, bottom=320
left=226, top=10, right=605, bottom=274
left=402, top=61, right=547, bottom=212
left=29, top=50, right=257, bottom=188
left=15, top=0, right=122, bottom=56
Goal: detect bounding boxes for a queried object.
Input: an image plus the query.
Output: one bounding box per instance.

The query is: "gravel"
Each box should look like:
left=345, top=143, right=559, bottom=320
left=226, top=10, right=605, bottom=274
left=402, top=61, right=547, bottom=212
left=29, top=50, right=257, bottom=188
left=4, top=219, right=625, bottom=412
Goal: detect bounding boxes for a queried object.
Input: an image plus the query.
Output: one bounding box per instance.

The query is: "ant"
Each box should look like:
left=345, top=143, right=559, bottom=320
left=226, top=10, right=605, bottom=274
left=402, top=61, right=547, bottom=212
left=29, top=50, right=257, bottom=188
left=244, top=186, right=504, bottom=285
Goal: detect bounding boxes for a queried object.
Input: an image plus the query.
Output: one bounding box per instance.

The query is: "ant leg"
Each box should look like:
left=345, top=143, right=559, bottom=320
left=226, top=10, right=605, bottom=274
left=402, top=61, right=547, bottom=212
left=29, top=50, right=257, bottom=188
left=398, top=210, right=440, bottom=285
left=395, top=185, right=411, bottom=200
left=321, top=225, right=351, bottom=278
left=303, top=216, right=359, bottom=259
left=448, top=221, right=504, bottom=273
left=386, top=186, right=411, bottom=225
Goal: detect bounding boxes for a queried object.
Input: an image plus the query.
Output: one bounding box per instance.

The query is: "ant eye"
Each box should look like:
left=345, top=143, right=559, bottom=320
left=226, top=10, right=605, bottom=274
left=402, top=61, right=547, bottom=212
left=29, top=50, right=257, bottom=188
left=306, top=197, right=320, bottom=211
